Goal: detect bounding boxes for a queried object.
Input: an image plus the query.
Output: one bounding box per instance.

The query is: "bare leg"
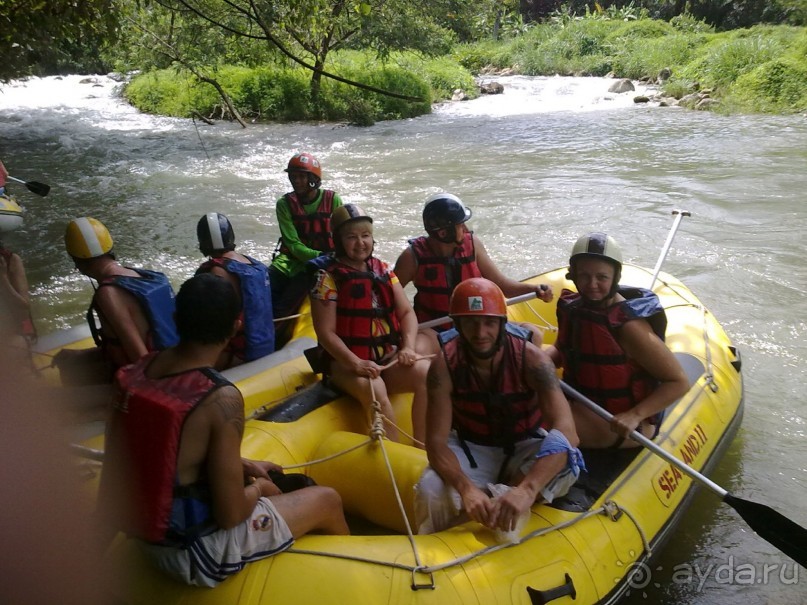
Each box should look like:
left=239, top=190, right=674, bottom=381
left=269, top=486, right=349, bottom=536
left=327, top=365, right=400, bottom=442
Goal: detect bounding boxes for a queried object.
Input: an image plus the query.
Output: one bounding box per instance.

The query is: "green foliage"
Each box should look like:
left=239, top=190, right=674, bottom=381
left=727, top=57, right=807, bottom=112
left=123, top=52, right=439, bottom=124
left=0, top=0, right=117, bottom=81
left=678, top=30, right=787, bottom=90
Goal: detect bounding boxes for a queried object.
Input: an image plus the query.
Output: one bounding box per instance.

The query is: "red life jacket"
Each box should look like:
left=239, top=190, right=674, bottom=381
left=278, top=189, right=336, bottom=256
left=313, top=256, right=401, bottom=362
left=109, top=353, right=231, bottom=544
left=555, top=287, right=667, bottom=416
left=440, top=323, right=542, bottom=448
left=408, top=232, right=482, bottom=324
left=0, top=245, right=36, bottom=340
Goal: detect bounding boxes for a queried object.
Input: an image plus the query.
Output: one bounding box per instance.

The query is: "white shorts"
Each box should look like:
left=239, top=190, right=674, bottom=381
left=414, top=430, right=579, bottom=534
left=138, top=497, right=294, bottom=587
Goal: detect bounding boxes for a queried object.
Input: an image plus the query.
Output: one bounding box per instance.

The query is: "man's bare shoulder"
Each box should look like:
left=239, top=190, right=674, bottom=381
left=200, top=384, right=245, bottom=432
left=524, top=342, right=559, bottom=391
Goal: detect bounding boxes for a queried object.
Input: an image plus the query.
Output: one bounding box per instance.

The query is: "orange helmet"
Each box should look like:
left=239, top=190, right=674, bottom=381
left=449, top=278, right=507, bottom=319
left=285, top=152, right=322, bottom=179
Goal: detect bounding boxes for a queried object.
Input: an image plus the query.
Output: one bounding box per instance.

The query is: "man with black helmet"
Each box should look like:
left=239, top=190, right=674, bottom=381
left=196, top=212, right=275, bottom=368
left=545, top=232, right=689, bottom=448
left=394, top=192, right=553, bottom=333
left=269, top=152, right=343, bottom=348
left=414, top=277, right=582, bottom=535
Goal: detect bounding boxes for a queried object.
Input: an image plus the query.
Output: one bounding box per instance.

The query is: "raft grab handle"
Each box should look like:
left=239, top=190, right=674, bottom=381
left=527, top=573, right=576, bottom=604
left=411, top=569, right=435, bottom=591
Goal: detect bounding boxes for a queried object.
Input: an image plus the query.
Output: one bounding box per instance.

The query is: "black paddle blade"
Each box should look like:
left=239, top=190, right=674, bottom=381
left=724, top=493, right=807, bottom=567
left=25, top=180, right=50, bottom=196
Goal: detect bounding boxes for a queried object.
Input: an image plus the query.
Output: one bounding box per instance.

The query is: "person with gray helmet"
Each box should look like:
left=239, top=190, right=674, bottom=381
left=269, top=152, right=343, bottom=348
left=394, top=192, right=553, bottom=338
left=545, top=232, right=689, bottom=448
left=196, top=212, right=275, bottom=369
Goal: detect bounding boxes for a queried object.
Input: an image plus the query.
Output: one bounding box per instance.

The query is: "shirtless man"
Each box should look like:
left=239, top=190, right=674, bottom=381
left=98, top=273, right=348, bottom=587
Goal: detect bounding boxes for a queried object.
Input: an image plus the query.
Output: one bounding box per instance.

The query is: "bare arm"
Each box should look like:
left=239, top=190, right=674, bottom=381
left=94, top=287, right=151, bottom=363
left=391, top=279, right=419, bottom=366
left=613, top=319, right=689, bottom=436
left=518, top=345, right=578, bottom=493
left=203, top=386, right=274, bottom=529
left=475, top=236, right=553, bottom=302
left=0, top=253, right=30, bottom=314
left=392, top=247, right=416, bottom=289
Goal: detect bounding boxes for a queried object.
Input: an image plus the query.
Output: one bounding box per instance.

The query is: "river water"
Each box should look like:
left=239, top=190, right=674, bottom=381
left=1, top=74, right=804, bottom=603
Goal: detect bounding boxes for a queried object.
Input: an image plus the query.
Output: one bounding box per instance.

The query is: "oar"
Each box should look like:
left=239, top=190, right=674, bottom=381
left=418, top=291, right=539, bottom=330
left=559, top=380, right=807, bottom=567
left=648, top=209, right=690, bottom=289
left=7, top=175, right=51, bottom=197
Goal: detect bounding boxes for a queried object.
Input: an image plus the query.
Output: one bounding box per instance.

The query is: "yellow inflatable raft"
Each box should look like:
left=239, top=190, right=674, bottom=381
left=0, top=193, right=24, bottom=232
left=97, top=263, right=743, bottom=605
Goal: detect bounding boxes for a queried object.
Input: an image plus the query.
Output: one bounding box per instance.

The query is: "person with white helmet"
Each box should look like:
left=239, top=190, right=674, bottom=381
left=308, top=204, right=432, bottom=445
left=394, top=192, right=552, bottom=339
left=545, top=232, right=689, bottom=448
left=195, top=212, right=275, bottom=369
left=55, top=217, right=179, bottom=385
left=269, top=152, right=343, bottom=348
left=414, top=277, right=582, bottom=535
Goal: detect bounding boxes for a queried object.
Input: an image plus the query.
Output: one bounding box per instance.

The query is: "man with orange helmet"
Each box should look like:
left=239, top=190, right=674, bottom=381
left=269, top=152, right=343, bottom=348
left=414, top=277, right=583, bottom=535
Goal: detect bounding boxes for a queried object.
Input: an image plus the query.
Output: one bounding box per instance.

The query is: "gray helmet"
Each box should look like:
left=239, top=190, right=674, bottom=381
left=568, top=232, right=623, bottom=296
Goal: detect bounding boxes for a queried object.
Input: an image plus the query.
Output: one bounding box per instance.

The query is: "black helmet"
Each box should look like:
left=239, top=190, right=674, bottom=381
left=197, top=212, right=236, bottom=256
left=422, top=193, right=472, bottom=244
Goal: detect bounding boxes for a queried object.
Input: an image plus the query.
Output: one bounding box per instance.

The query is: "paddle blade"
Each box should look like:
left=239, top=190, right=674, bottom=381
left=25, top=180, right=50, bottom=197
left=724, top=493, right=807, bottom=567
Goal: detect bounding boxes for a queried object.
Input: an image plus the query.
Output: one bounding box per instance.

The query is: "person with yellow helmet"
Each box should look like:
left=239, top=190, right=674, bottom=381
left=307, top=204, right=432, bottom=445
left=545, top=232, right=689, bottom=448
left=269, top=152, right=343, bottom=348
left=55, top=217, right=179, bottom=384
left=414, top=277, right=583, bottom=535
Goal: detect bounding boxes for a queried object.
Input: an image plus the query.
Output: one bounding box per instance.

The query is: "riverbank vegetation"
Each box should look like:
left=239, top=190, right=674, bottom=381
left=3, top=1, right=806, bottom=122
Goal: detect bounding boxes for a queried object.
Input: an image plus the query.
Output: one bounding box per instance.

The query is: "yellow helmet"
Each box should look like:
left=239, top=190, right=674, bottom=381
left=65, top=217, right=114, bottom=259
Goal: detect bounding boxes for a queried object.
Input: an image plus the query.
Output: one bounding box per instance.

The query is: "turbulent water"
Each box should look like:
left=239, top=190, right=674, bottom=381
left=1, top=73, right=805, bottom=604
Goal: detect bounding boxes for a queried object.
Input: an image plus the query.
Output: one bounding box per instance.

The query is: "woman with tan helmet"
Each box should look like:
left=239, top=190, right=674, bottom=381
left=54, top=217, right=178, bottom=385
left=308, top=204, right=432, bottom=445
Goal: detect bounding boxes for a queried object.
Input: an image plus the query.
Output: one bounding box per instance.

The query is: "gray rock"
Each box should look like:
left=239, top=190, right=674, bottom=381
left=608, top=79, right=635, bottom=94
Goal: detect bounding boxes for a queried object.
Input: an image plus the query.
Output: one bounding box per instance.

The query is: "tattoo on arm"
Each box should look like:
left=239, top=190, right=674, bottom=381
left=528, top=359, right=559, bottom=392
left=214, top=387, right=245, bottom=436
left=426, top=364, right=442, bottom=391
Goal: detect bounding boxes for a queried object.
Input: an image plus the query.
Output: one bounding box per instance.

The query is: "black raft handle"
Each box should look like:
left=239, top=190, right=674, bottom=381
left=527, top=573, right=576, bottom=604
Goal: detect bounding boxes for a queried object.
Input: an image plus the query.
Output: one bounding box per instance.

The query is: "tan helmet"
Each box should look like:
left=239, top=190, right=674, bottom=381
left=65, top=217, right=114, bottom=259
left=331, top=203, right=373, bottom=234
